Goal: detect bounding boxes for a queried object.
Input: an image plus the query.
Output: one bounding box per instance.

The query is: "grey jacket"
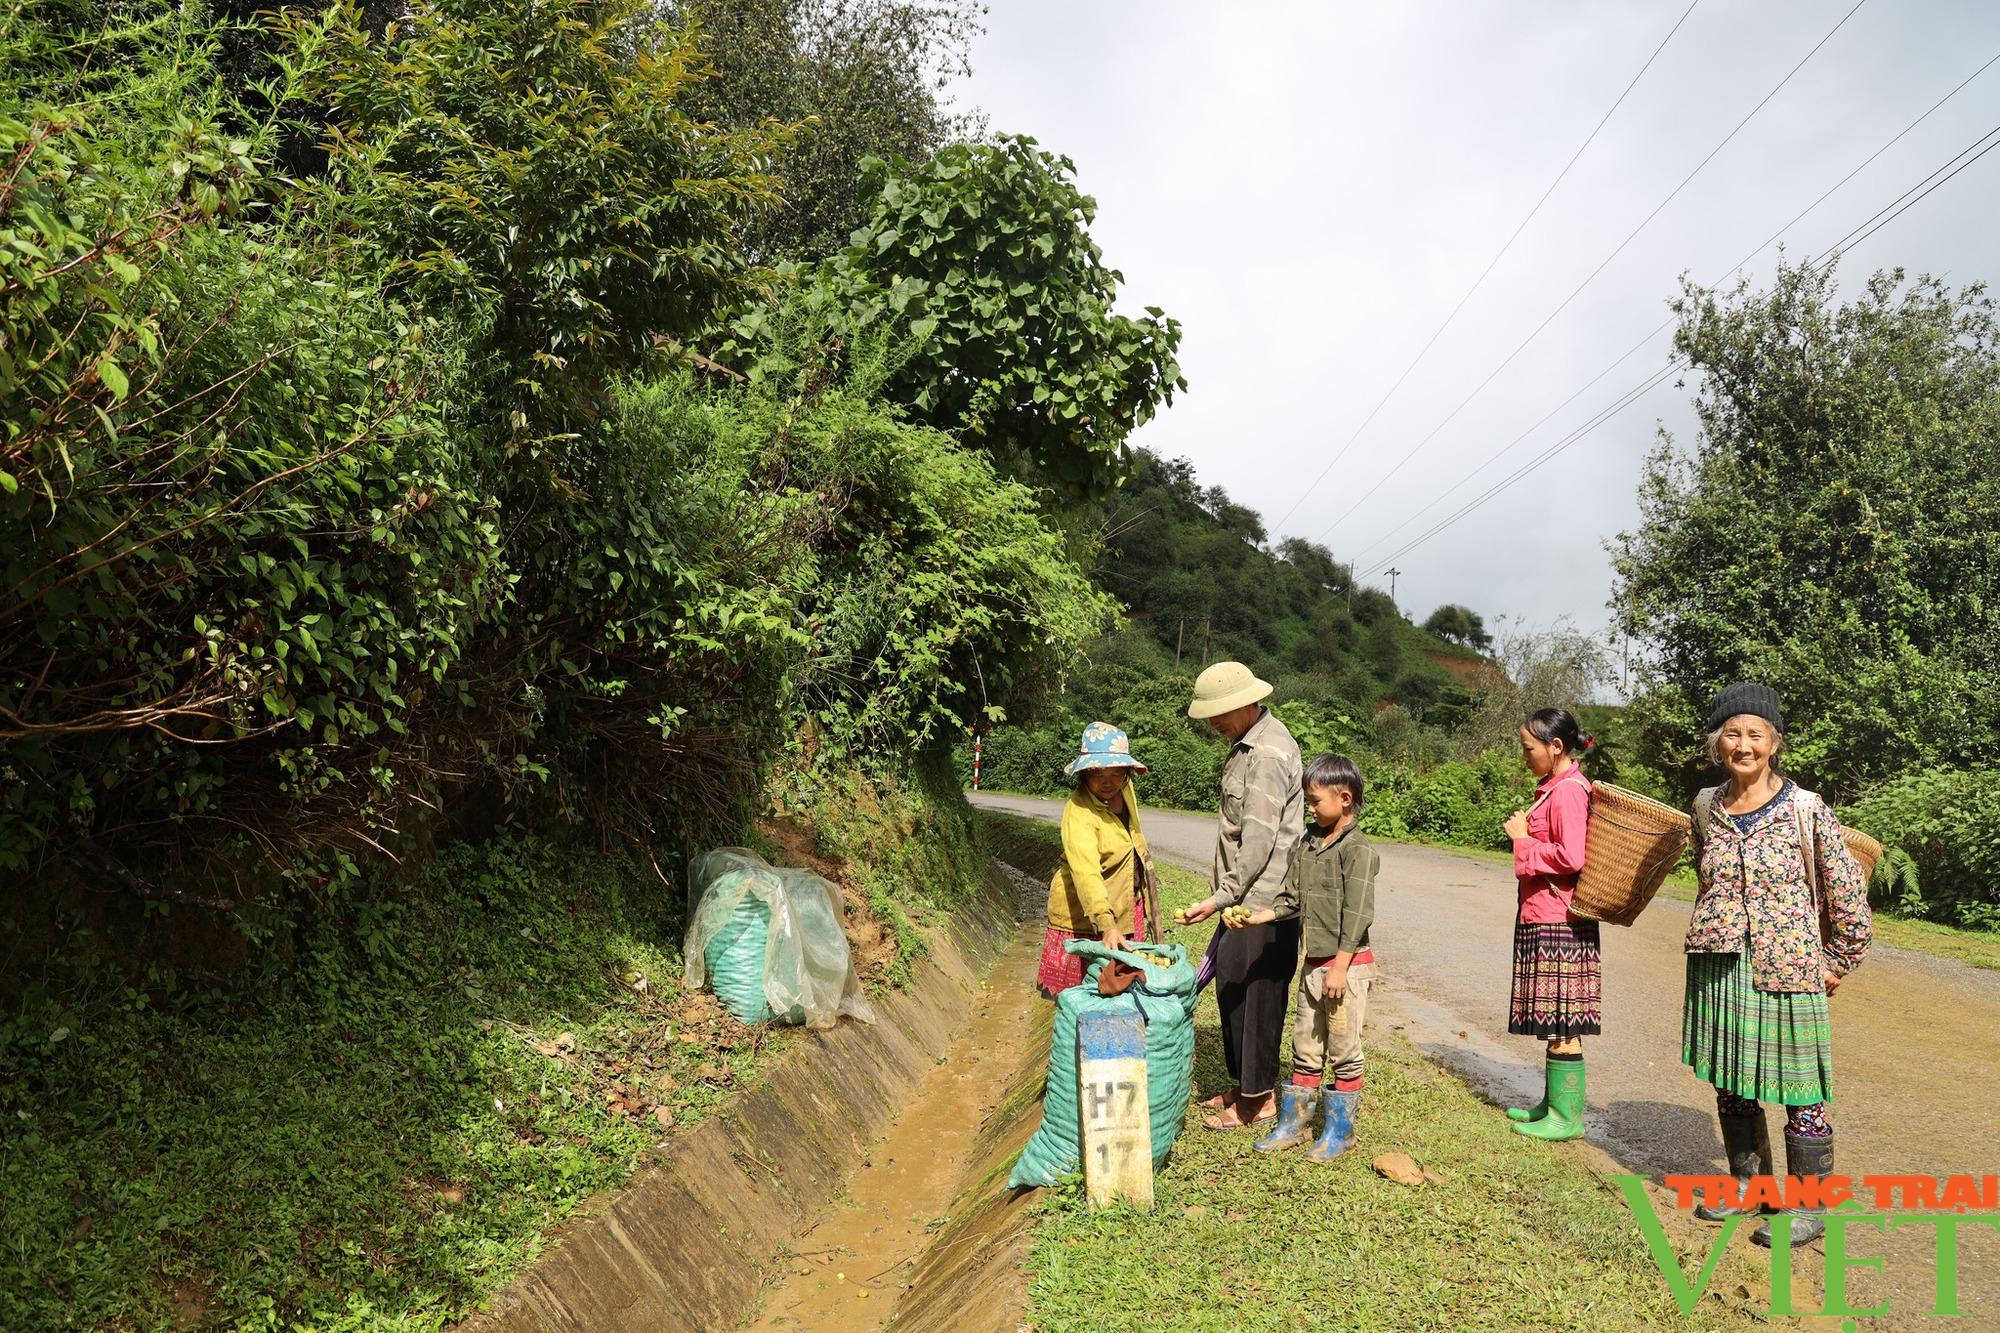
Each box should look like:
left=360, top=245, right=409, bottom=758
left=1206, top=709, right=1304, bottom=914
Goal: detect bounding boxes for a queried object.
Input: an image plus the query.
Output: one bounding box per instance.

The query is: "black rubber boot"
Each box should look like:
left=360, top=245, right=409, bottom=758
left=1695, top=1109, right=1772, bottom=1222
left=1753, top=1132, right=1834, bottom=1248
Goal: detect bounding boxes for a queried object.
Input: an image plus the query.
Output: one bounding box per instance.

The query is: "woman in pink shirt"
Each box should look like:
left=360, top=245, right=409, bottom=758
left=1498, top=707, right=1596, bottom=1142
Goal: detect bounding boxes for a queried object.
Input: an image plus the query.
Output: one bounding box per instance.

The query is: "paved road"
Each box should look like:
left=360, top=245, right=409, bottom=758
left=972, top=790, right=2000, bottom=1325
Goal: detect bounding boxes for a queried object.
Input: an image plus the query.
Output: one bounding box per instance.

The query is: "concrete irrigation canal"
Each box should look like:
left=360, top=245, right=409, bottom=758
left=462, top=860, right=1056, bottom=1333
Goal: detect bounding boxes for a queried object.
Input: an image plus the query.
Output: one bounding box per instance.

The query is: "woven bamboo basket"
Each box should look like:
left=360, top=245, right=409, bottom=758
left=1843, top=827, right=1884, bottom=881
left=1570, top=783, right=1692, bottom=927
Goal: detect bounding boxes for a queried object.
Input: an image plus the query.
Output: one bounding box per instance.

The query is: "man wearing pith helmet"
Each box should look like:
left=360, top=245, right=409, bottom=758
left=1178, top=661, right=1305, bottom=1130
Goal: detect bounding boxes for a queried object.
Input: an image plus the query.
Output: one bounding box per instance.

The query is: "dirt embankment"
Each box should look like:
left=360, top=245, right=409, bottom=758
left=761, top=816, right=902, bottom=983
left=1426, top=649, right=1503, bottom=690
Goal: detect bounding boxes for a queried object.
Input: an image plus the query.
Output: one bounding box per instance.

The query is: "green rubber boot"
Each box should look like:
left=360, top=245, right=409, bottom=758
left=1505, top=1061, right=1550, bottom=1123
left=1253, top=1081, right=1319, bottom=1152
left=1513, top=1056, right=1585, bottom=1141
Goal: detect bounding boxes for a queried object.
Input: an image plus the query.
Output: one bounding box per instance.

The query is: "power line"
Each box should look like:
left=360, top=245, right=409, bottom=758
left=1301, top=0, right=1870, bottom=549
left=1812, top=124, right=2000, bottom=257
left=1355, top=121, right=2000, bottom=578
left=1344, top=44, right=2000, bottom=568
left=1267, top=0, right=1701, bottom=533
left=1359, top=359, right=1689, bottom=582
left=1345, top=320, right=1665, bottom=569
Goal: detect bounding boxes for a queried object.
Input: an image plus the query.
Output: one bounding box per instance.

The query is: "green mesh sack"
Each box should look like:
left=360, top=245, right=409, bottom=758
left=1008, top=940, right=1198, bottom=1189
left=684, top=849, right=875, bottom=1029
left=703, top=892, right=776, bottom=1024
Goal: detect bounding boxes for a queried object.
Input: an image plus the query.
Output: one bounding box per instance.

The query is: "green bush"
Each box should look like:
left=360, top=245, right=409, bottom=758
left=1366, top=750, right=1536, bottom=851
left=1843, top=768, right=2000, bottom=929
left=0, top=23, right=505, bottom=878
left=1, top=7, right=1118, bottom=896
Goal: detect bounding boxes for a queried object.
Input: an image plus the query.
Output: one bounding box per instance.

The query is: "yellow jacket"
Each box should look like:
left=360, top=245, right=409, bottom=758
left=1047, top=780, right=1149, bottom=933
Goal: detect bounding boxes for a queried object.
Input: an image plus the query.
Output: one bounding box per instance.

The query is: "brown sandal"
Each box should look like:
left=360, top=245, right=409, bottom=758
left=1199, top=1089, right=1237, bottom=1110
left=1203, top=1092, right=1276, bottom=1131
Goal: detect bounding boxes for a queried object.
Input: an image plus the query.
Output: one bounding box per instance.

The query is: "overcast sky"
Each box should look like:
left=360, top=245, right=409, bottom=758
left=950, top=0, right=2000, bottom=664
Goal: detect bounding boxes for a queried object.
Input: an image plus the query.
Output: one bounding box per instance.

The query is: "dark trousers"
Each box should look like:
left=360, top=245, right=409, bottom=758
left=1214, top=917, right=1300, bottom=1096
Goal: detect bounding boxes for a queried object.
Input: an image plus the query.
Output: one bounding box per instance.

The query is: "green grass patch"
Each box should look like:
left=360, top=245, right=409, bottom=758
left=1, top=835, right=784, bottom=1330
left=1851, top=910, right=2000, bottom=970
left=975, top=810, right=1764, bottom=1331
left=1026, top=1024, right=1764, bottom=1331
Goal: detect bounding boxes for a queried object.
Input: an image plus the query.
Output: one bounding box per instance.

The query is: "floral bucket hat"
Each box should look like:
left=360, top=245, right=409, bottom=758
left=1064, top=721, right=1149, bottom=779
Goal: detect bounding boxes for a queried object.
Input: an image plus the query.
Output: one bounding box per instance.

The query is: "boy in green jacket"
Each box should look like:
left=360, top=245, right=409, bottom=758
left=1225, top=753, right=1378, bottom=1161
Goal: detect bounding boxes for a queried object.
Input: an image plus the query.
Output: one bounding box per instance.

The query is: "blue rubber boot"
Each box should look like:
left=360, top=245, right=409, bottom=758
left=1253, top=1082, right=1319, bottom=1152
left=1305, top=1089, right=1358, bottom=1162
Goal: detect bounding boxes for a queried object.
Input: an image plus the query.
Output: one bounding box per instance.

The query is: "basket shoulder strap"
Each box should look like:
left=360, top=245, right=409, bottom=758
left=1690, top=785, right=1722, bottom=851
left=1528, top=772, right=1592, bottom=813
left=1792, top=790, right=1826, bottom=932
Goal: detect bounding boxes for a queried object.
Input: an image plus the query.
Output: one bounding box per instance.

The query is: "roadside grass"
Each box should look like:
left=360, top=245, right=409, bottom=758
left=977, top=811, right=1767, bottom=1331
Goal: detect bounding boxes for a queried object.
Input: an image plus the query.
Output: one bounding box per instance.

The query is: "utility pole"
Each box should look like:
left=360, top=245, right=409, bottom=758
left=1385, top=567, right=1402, bottom=610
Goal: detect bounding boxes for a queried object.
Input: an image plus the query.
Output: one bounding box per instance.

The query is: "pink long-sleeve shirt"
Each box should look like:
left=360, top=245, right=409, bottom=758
left=1513, top=769, right=1591, bottom=924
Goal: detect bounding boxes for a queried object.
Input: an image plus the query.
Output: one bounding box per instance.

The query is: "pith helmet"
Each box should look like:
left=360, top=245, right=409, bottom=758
left=1186, top=661, right=1272, bottom=720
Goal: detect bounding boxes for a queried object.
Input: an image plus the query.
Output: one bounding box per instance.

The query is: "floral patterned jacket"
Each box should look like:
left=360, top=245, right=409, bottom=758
left=1685, top=783, right=1872, bottom=994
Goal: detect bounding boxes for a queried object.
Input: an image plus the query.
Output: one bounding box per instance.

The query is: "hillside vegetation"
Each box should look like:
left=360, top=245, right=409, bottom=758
left=0, top=2, right=1157, bottom=1323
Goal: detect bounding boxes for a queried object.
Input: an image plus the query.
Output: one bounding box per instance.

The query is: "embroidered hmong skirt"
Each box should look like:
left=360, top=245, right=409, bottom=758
left=1507, top=920, right=1603, bottom=1038
left=1681, top=951, right=1833, bottom=1105
left=1036, top=892, right=1147, bottom=999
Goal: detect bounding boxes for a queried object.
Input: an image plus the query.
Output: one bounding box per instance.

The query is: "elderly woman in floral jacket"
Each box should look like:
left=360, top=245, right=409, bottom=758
left=1681, top=682, right=1871, bottom=1248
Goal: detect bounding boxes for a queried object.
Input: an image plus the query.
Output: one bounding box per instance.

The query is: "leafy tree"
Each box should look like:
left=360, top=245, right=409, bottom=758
left=1455, top=617, right=1609, bottom=758
left=739, top=136, right=1185, bottom=494
left=1423, top=603, right=1491, bottom=651
left=1205, top=492, right=1268, bottom=546
left=673, top=0, right=985, bottom=261
left=292, top=0, right=788, bottom=426
left=1611, top=262, right=2000, bottom=798
left=1276, top=537, right=1354, bottom=596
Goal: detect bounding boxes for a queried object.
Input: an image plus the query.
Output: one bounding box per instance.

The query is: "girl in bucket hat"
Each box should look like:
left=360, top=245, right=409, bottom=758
left=1037, top=722, right=1158, bottom=998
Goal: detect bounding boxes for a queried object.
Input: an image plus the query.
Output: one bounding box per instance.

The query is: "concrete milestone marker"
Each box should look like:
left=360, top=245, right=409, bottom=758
left=1076, top=1009, right=1153, bottom=1209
